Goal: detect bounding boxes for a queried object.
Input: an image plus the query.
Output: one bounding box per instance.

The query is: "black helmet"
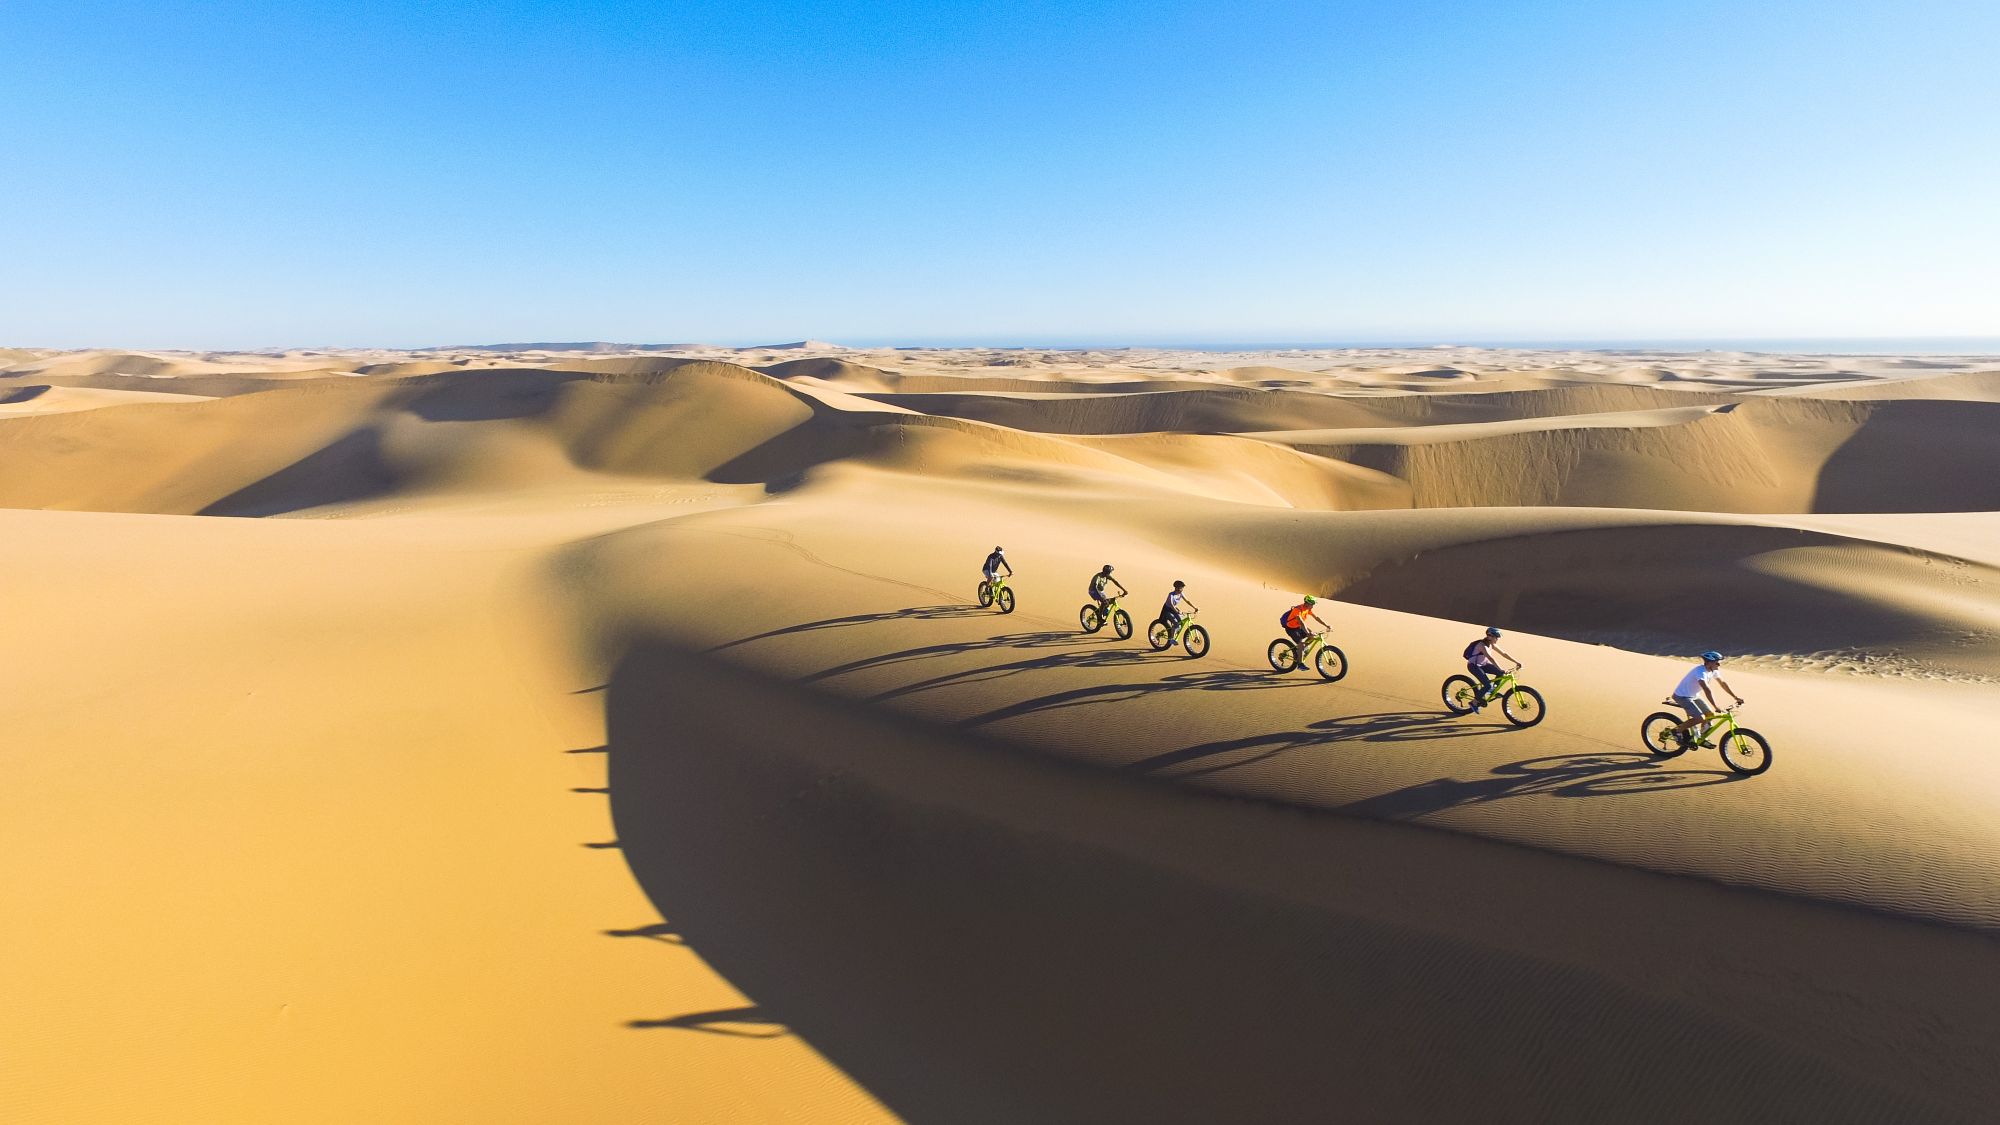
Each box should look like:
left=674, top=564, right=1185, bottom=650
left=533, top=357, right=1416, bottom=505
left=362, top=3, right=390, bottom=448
left=993, top=546, right=1003, bottom=552
left=1486, top=627, right=1501, bottom=638
left=1172, top=580, right=1185, bottom=589
left=1101, top=564, right=1113, bottom=573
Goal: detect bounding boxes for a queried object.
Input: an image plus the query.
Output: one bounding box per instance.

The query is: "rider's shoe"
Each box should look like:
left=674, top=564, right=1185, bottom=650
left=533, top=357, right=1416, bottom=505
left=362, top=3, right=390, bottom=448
left=1697, top=740, right=1717, bottom=749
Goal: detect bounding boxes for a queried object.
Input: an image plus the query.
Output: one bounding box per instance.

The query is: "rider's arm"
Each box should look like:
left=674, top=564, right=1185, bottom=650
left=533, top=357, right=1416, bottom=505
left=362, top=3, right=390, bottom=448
left=1311, top=611, right=1328, bottom=630
left=1113, top=580, right=1128, bottom=595
left=1495, top=645, right=1519, bottom=667
left=1717, top=676, right=1743, bottom=705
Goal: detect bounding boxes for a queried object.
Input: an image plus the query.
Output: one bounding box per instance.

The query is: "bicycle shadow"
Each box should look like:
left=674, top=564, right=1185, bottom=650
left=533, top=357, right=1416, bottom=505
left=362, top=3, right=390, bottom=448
left=872, top=645, right=1172, bottom=703
left=959, top=666, right=1332, bottom=729
left=1340, top=751, right=1743, bottom=820
left=707, top=604, right=988, bottom=653
left=804, top=629, right=1096, bottom=686
left=1124, top=710, right=1504, bottom=777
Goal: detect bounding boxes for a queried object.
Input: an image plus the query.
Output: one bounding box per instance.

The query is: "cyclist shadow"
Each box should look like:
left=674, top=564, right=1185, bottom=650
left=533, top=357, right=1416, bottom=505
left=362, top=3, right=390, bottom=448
left=708, top=604, right=988, bottom=653
left=873, top=644, right=1171, bottom=703
left=1341, top=751, right=1743, bottom=820
left=959, top=665, right=1330, bottom=729
left=804, top=628, right=1092, bottom=685
left=1125, top=710, right=1500, bottom=777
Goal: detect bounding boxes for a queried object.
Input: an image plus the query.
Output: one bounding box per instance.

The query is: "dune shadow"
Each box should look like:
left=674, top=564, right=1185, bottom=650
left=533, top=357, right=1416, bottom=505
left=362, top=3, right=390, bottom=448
left=198, top=428, right=399, bottom=516
left=598, top=643, right=1934, bottom=1124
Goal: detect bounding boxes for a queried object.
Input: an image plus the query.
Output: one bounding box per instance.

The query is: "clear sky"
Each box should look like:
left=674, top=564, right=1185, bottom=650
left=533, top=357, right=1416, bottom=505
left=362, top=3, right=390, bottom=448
left=3, top=0, right=1996, bottom=349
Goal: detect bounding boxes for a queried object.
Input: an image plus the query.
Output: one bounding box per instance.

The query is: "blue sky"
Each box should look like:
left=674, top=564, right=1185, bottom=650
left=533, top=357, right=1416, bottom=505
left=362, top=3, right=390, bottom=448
left=3, top=0, right=1996, bottom=348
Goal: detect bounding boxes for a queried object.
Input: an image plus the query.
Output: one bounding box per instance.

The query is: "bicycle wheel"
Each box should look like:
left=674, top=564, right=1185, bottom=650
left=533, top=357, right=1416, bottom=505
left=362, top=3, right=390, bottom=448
left=1718, top=728, right=1772, bottom=775
left=1147, top=620, right=1172, bottom=651
left=1182, top=625, right=1210, bottom=658
left=1112, top=609, right=1133, bottom=640
left=1502, top=686, right=1546, bottom=727
left=1079, top=605, right=1102, bottom=633
left=996, top=587, right=1016, bottom=614
left=976, top=580, right=993, bottom=607
left=1267, top=638, right=1299, bottom=673
left=1315, top=644, right=1348, bottom=682
left=1641, top=712, right=1689, bottom=757
left=1441, top=675, right=1479, bottom=715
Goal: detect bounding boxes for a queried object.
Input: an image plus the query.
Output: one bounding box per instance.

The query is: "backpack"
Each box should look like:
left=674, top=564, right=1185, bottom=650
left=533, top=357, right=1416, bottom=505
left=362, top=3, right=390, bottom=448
left=1463, top=640, right=1484, bottom=661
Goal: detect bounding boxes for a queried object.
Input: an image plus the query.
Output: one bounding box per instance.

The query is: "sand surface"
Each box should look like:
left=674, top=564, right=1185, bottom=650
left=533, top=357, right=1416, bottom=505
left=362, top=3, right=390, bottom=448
left=3, top=342, right=1998, bottom=1123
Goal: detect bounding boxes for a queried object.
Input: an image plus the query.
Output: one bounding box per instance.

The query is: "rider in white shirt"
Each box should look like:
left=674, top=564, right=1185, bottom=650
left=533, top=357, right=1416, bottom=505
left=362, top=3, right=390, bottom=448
left=1669, top=651, right=1744, bottom=745
left=1160, top=580, right=1197, bottom=635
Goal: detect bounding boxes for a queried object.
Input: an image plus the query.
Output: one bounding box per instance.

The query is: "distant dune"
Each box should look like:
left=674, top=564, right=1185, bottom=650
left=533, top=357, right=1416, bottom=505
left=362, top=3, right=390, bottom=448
left=4, top=343, right=1997, bottom=1124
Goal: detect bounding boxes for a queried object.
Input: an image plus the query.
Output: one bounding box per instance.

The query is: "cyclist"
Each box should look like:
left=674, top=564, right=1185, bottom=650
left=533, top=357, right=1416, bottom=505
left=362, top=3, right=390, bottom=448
left=1160, top=580, right=1197, bottom=638
left=1088, top=564, right=1127, bottom=610
left=1463, top=627, right=1521, bottom=710
left=981, top=546, right=1012, bottom=586
left=1668, top=651, right=1745, bottom=746
left=1279, top=595, right=1329, bottom=653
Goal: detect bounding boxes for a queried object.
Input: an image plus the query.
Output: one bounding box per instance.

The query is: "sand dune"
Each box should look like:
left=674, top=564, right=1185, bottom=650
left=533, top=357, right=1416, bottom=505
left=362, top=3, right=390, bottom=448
left=4, top=343, right=1998, bottom=1123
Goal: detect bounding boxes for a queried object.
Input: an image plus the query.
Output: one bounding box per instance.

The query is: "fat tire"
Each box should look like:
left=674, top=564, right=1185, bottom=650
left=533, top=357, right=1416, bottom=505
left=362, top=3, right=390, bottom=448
left=1642, top=712, right=1689, bottom=757
left=1442, top=675, right=1479, bottom=715
left=1719, top=729, right=1773, bottom=775
left=976, top=581, right=993, bottom=608
left=1112, top=610, right=1133, bottom=640
left=1502, top=685, right=1546, bottom=727
left=1315, top=644, right=1348, bottom=682
left=1079, top=605, right=1103, bottom=633
left=996, top=587, right=1016, bottom=614
left=1267, top=639, right=1299, bottom=673
left=1147, top=621, right=1172, bottom=651
left=1183, top=625, right=1210, bottom=658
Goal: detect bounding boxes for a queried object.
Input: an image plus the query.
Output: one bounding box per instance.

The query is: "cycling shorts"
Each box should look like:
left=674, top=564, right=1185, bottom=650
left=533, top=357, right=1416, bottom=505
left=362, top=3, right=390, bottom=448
left=1672, top=694, right=1712, bottom=721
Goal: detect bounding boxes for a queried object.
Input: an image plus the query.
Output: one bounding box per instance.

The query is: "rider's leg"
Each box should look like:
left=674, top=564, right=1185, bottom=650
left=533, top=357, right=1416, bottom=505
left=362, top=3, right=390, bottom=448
left=1469, top=660, right=1493, bottom=696
left=1469, top=661, right=1500, bottom=708
left=1671, top=695, right=1711, bottom=741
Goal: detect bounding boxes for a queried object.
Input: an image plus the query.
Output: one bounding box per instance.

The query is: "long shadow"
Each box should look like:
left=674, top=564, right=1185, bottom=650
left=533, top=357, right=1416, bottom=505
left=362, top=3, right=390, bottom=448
left=960, top=667, right=1333, bottom=729
left=1341, top=751, right=1742, bottom=820
left=604, top=921, right=685, bottom=944
left=1124, top=711, right=1503, bottom=777
left=601, top=643, right=1944, bottom=1124
left=708, top=604, right=989, bottom=653
left=627, top=1005, right=789, bottom=1037
left=871, top=645, right=1171, bottom=703
left=801, top=628, right=1091, bottom=685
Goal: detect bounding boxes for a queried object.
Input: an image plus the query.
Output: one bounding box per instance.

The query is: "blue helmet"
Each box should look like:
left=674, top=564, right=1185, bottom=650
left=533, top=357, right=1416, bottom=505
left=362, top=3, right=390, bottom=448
left=1701, top=650, right=1723, bottom=663
left=1485, top=627, right=1501, bottom=638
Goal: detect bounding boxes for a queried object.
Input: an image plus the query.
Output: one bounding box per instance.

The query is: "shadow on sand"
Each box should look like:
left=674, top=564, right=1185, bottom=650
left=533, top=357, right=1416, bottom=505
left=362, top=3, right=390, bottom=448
left=597, top=641, right=1938, bottom=1124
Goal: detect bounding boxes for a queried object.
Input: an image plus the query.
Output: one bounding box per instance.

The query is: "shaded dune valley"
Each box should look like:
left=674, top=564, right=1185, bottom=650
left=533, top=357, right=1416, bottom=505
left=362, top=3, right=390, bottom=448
left=5, top=343, right=2000, bottom=1123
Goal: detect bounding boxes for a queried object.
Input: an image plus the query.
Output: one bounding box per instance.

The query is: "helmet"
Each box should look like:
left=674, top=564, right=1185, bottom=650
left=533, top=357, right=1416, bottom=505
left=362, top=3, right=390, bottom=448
left=994, top=546, right=1004, bottom=552
left=1172, top=580, right=1185, bottom=589
left=1701, top=650, right=1723, bottom=663
left=1101, top=564, right=1113, bottom=573
left=1303, top=595, right=1317, bottom=605
left=1486, top=627, right=1501, bottom=638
